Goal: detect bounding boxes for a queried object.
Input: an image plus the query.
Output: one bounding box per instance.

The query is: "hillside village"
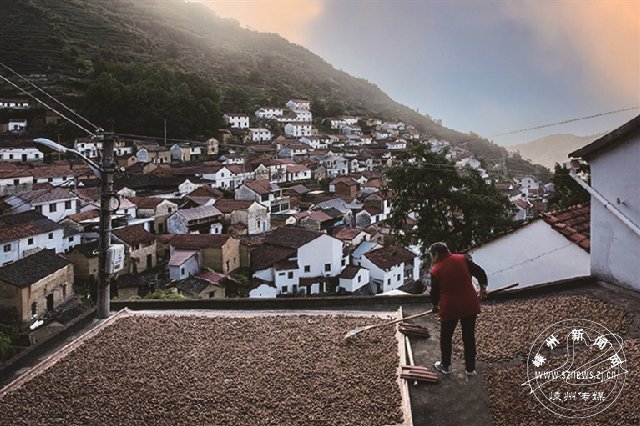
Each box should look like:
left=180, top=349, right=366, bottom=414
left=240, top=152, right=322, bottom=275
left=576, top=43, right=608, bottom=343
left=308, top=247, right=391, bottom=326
left=0, top=96, right=557, bottom=326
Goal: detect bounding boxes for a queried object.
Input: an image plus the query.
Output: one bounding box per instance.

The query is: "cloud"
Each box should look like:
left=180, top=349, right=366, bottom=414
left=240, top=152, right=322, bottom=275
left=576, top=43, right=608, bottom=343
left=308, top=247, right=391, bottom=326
left=202, top=0, right=324, bottom=44
left=504, top=1, right=640, bottom=105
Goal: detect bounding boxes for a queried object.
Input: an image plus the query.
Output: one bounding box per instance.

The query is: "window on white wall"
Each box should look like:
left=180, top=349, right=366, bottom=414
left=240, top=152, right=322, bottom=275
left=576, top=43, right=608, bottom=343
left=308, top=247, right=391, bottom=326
left=3, top=244, right=11, bottom=252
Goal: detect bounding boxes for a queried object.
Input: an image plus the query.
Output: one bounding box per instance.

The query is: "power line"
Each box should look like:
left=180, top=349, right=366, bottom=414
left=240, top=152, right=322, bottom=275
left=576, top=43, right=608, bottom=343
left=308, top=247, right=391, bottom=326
left=0, top=72, right=97, bottom=137
left=0, top=62, right=100, bottom=132
left=493, top=106, right=640, bottom=137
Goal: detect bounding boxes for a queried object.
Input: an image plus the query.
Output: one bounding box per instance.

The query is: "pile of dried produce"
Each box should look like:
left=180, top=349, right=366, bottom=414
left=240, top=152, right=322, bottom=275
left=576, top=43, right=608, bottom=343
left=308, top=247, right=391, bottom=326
left=0, top=314, right=403, bottom=426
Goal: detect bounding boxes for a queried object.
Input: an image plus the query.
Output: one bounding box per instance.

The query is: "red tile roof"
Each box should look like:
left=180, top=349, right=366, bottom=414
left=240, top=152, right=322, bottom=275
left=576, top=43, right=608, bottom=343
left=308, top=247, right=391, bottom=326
left=363, top=245, right=416, bottom=271
left=214, top=199, right=254, bottom=213
left=169, top=234, right=232, bottom=250
left=243, top=179, right=273, bottom=195
left=113, top=224, right=155, bottom=246
left=542, top=204, right=590, bottom=252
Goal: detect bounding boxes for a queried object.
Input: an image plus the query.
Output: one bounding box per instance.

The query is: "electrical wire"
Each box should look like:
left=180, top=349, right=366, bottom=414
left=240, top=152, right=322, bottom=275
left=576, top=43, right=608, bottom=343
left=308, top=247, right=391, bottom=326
left=0, top=72, right=97, bottom=137
left=0, top=62, right=101, bottom=132
left=492, top=106, right=640, bottom=137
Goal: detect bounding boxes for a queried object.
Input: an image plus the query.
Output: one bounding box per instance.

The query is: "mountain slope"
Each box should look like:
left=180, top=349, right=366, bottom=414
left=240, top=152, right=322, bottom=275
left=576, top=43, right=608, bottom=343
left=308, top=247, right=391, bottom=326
left=508, top=134, right=602, bottom=169
left=1, top=0, right=525, bottom=168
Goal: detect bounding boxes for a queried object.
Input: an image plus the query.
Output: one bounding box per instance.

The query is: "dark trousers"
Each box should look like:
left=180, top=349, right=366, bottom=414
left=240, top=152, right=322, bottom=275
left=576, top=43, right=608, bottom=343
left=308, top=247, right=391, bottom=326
left=440, top=314, right=477, bottom=372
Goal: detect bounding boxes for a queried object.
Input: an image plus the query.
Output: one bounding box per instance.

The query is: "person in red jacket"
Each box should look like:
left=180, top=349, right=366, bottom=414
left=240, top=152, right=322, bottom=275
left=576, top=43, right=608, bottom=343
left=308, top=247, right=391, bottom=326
left=428, top=242, right=488, bottom=377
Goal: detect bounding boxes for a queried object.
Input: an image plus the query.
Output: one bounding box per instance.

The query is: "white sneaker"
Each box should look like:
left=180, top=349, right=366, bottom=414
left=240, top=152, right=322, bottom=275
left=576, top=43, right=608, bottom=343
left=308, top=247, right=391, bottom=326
left=434, top=361, right=451, bottom=375
left=466, top=370, right=477, bottom=376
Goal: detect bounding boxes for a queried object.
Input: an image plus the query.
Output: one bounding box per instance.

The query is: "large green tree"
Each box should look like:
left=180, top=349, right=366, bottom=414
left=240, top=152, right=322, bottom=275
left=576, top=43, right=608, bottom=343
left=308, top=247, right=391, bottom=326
left=548, top=163, right=590, bottom=210
left=386, top=143, right=514, bottom=253
left=84, top=63, right=223, bottom=139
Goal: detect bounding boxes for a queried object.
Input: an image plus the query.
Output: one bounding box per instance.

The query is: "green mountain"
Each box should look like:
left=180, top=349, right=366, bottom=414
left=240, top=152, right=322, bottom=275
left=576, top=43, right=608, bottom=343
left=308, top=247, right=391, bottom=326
left=508, top=133, right=602, bottom=170
left=0, top=0, right=533, bottom=173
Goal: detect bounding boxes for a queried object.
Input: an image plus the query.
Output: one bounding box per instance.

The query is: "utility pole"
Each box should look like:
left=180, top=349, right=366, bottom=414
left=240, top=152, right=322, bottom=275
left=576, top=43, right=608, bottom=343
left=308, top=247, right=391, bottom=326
left=97, top=133, right=115, bottom=319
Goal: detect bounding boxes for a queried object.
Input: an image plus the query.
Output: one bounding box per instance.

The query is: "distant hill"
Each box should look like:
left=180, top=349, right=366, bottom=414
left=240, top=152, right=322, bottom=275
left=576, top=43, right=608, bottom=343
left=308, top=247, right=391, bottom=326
left=508, top=134, right=602, bottom=170
left=0, top=0, right=547, bottom=177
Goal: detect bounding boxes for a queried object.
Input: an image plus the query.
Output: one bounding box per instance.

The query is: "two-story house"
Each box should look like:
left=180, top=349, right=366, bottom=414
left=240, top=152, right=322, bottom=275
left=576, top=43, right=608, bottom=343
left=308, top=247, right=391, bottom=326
left=251, top=226, right=344, bottom=296
left=169, top=234, right=240, bottom=274
left=235, top=179, right=290, bottom=214
left=360, top=245, right=421, bottom=294
left=223, top=113, right=250, bottom=129
left=0, top=211, right=65, bottom=266
left=112, top=224, right=157, bottom=275
left=214, top=199, right=270, bottom=235
left=167, top=205, right=224, bottom=235
left=127, top=197, right=178, bottom=234
left=5, top=188, right=79, bottom=222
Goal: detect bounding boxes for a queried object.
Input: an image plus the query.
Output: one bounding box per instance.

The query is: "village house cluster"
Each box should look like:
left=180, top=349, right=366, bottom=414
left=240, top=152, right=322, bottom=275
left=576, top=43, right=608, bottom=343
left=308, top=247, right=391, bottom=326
left=0, top=96, right=552, bottom=323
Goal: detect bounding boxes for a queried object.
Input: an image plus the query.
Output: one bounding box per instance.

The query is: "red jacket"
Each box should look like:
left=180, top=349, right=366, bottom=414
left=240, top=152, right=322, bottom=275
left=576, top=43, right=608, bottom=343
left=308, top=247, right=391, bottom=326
left=430, top=253, right=482, bottom=322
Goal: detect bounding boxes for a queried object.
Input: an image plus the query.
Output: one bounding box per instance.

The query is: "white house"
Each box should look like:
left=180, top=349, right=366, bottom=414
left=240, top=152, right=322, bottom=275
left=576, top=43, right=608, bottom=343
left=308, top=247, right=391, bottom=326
left=292, top=110, right=312, bottom=122
left=320, top=153, right=349, bottom=178
left=251, top=226, right=344, bottom=295
left=284, top=122, right=313, bottom=138
left=326, top=117, right=347, bottom=130
left=166, top=205, right=224, bottom=235
left=214, top=199, right=270, bottom=234
left=338, top=265, right=370, bottom=293
left=5, top=188, right=79, bottom=222
left=300, top=135, right=330, bottom=149
left=255, top=107, right=284, bottom=119
left=286, top=99, right=311, bottom=111
left=569, top=115, right=640, bottom=291
left=385, top=139, right=407, bottom=150
left=0, top=139, right=43, bottom=163
left=0, top=211, right=65, bottom=266
left=286, top=164, right=311, bottom=182
left=235, top=179, right=290, bottom=214
left=0, top=168, right=33, bottom=195
left=248, top=128, right=272, bottom=143
left=74, top=138, right=102, bottom=159
left=0, top=99, right=29, bottom=109
left=223, top=113, right=250, bottom=129
left=468, top=204, right=591, bottom=291
left=201, top=165, right=240, bottom=189
left=360, top=245, right=420, bottom=294
left=7, top=119, right=27, bottom=133
left=169, top=250, right=201, bottom=281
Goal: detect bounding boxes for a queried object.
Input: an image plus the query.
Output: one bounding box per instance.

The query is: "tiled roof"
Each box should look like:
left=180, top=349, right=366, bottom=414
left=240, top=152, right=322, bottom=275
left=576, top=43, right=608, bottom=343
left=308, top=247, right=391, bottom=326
left=15, top=188, right=76, bottom=204
left=170, top=234, right=232, bottom=250
left=214, top=199, right=254, bottom=214
left=363, top=245, right=416, bottom=271
left=297, top=210, right=333, bottom=223
left=188, top=186, right=224, bottom=199
left=542, top=204, right=590, bottom=252
left=251, top=244, right=296, bottom=271
left=128, top=196, right=166, bottom=209
left=264, top=226, right=323, bottom=249
left=243, top=179, right=273, bottom=195
left=113, top=224, right=155, bottom=246
left=0, top=210, right=61, bottom=244
left=169, top=249, right=199, bottom=266
left=176, top=205, right=222, bottom=221
left=196, top=271, right=225, bottom=285
left=332, top=226, right=364, bottom=241
left=0, top=249, right=71, bottom=288
left=65, top=209, right=100, bottom=223
left=339, top=265, right=363, bottom=280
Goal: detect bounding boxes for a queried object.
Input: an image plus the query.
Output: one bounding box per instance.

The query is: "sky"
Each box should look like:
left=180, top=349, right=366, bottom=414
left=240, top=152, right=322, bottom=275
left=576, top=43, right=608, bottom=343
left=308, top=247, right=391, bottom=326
left=204, top=0, right=640, bottom=146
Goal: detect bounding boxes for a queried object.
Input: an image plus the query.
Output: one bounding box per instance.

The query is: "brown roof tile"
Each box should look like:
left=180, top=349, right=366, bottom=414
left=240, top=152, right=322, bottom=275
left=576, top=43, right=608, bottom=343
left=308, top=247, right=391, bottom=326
left=169, top=234, right=232, bottom=250
left=113, top=224, right=155, bottom=246
left=363, top=245, right=416, bottom=271
left=542, top=204, right=590, bottom=252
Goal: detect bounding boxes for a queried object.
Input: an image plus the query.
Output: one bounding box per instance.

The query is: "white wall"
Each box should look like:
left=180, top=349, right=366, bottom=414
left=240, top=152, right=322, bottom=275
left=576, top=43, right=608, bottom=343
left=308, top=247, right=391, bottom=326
left=249, top=283, right=277, bottom=298
left=588, top=138, right=640, bottom=290
left=297, top=234, right=343, bottom=278
left=0, top=229, right=65, bottom=266
left=468, top=220, right=590, bottom=291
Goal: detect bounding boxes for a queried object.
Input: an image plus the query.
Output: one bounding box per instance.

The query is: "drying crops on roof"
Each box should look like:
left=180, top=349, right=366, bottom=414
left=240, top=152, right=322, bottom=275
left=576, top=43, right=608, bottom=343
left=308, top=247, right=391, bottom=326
left=0, top=314, right=404, bottom=426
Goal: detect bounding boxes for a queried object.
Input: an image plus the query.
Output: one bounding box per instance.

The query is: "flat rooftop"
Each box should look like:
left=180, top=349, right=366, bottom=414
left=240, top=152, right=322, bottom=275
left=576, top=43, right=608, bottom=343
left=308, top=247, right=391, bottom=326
left=1, top=280, right=639, bottom=425
left=0, top=310, right=406, bottom=426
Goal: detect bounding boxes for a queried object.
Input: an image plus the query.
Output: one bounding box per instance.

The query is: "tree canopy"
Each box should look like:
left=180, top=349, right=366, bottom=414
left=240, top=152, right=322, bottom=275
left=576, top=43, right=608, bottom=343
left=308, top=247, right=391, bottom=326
left=548, top=163, right=590, bottom=210
left=386, top=143, right=514, bottom=253
left=83, top=63, right=223, bottom=139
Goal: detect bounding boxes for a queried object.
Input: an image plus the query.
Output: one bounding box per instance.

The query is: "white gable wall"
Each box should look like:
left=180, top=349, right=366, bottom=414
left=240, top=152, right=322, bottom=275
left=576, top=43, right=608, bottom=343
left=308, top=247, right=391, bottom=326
left=587, top=137, right=640, bottom=291
left=468, top=220, right=590, bottom=291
